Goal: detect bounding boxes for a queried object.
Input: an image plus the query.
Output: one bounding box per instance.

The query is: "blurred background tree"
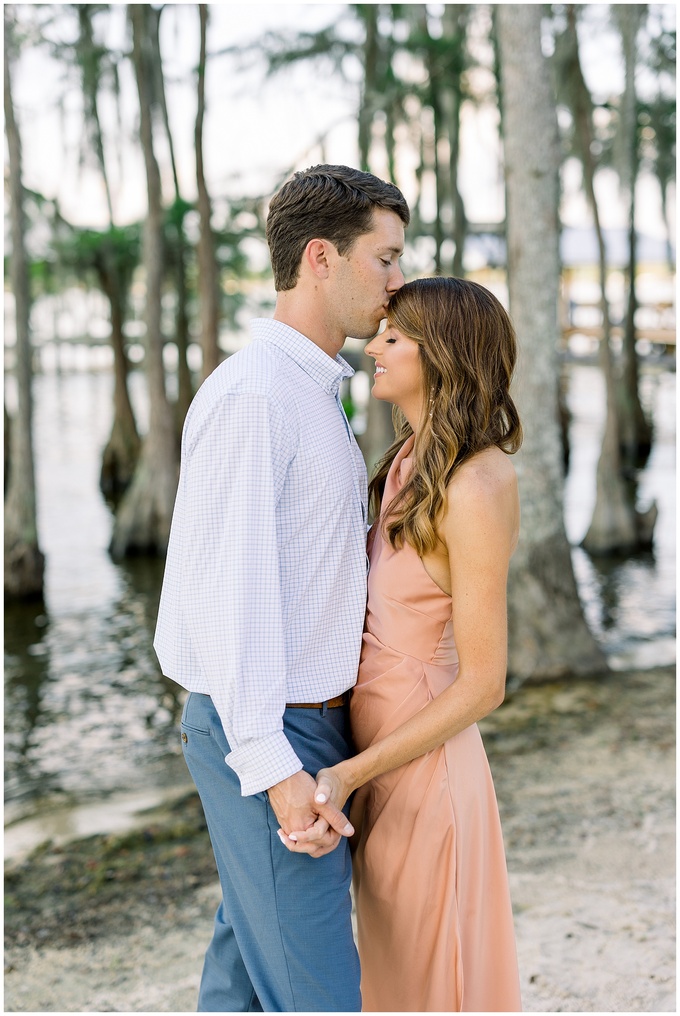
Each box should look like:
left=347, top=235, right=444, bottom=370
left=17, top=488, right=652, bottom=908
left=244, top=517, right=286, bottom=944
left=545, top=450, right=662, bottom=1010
left=4, top=7, right=45, bottom=600
left=109, top=4, right=178, bottom=559
left=46, top=4, right=142, bottom=497
left=497, top=3, right=606, bottom=679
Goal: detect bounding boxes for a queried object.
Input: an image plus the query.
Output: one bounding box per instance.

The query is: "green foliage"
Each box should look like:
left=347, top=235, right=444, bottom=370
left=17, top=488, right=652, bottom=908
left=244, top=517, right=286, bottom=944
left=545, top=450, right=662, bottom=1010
left=266, top=25, right=356, bottom=74
left=640, top=16, right=676, bottom=197
left=53, top=222, right=141, bottom=290
left=164, top=196, right=194, bottom=232
left=639, top=94, right=676, bottom=185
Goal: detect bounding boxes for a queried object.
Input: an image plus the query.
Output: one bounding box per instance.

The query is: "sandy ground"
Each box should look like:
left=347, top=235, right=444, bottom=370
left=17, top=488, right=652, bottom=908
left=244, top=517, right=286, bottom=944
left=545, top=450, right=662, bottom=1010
left=4, top=665, right=675, bottom=1013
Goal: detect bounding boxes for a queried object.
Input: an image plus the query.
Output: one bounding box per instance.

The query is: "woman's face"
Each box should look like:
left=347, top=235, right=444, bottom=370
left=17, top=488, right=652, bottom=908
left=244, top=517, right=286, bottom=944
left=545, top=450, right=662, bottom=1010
left=364, top=322, right=426, bottom=427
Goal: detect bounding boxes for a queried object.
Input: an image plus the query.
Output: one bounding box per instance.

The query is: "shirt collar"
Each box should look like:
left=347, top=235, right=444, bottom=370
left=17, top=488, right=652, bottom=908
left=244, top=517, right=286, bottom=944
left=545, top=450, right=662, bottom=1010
left=250, top=318, right=354, bottom=395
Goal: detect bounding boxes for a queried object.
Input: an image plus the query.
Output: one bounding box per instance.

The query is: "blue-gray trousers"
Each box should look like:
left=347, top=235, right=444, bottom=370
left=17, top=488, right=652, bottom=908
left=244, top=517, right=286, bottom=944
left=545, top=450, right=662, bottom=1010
left=181, top=692, right=361, bottom=1013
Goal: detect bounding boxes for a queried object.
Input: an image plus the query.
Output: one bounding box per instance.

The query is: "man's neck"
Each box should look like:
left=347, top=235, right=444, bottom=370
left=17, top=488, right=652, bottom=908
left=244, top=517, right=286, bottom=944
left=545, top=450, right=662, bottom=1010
left=273, top=295, right=344, bottom=360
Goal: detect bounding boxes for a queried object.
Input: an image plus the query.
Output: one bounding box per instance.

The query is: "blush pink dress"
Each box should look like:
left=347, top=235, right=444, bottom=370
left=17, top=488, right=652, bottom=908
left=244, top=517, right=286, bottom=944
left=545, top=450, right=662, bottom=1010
left=350, top=435, right=522, bottom=1013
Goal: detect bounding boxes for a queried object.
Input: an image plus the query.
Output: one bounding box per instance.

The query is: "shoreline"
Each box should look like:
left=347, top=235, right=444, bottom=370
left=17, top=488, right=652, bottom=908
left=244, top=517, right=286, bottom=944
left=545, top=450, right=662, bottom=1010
left=5, top=664, right=675, bottom=1012
left=4, top=783, right=197, bottom=863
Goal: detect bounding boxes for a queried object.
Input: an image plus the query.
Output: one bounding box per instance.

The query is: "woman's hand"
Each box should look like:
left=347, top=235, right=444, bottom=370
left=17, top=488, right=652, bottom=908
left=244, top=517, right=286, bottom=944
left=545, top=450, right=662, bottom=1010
left=313, top=763, right=354, bottom=813
left=277, top=762, right=355, bottom=854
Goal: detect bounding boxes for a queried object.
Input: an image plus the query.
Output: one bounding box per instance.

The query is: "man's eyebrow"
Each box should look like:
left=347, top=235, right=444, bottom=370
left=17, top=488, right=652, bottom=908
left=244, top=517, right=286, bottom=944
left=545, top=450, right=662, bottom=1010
left=380, top=246, right=404, bottom=255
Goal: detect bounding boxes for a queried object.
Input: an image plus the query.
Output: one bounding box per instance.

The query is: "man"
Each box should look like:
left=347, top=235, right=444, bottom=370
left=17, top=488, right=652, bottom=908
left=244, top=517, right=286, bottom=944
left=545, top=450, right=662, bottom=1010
left=154, top=165, right=408, bottom=1012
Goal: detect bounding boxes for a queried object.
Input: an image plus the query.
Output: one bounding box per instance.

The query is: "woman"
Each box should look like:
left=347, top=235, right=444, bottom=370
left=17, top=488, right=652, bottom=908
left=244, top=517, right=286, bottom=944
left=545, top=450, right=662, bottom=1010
left=290, top=277, right=523, bottom=1012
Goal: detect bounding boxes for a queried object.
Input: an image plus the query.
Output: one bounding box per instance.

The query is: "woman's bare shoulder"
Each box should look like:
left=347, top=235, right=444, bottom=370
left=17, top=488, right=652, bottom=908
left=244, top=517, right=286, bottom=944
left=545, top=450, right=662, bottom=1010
left=435, top=447, right=519, bottom=559
left=448, top=446, right=518, bottom=505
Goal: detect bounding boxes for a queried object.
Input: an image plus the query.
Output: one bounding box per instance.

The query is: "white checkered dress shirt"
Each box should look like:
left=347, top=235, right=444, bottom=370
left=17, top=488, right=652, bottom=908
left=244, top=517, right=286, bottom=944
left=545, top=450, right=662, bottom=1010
left=154, top=319, right=368, bottom=795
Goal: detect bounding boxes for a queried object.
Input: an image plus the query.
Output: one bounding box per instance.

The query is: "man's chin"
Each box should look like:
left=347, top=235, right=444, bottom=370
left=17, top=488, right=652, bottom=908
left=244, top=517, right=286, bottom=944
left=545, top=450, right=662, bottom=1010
left=347, top=319, right=387, bottom=342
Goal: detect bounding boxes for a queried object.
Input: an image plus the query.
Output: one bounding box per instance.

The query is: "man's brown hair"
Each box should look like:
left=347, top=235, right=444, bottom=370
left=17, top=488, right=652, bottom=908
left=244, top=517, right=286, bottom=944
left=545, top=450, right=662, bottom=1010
left=265, top=164, right=410, bottom=291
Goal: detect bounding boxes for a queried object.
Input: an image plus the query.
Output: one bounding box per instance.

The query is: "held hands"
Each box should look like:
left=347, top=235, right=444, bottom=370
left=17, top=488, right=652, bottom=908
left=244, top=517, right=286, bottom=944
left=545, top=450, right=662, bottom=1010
left=269, top=770, right=353, bottom=859
left=313, top=764, right=353, bottom=813
left=277, top=763, right=355, bottom=857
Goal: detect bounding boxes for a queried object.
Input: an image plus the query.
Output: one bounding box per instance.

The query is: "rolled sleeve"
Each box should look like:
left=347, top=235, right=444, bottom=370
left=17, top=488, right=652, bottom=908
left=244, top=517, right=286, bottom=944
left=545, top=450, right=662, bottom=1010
left=180, top=392, right=299, bottom=795
left=227, top=731, right=302, bottom=797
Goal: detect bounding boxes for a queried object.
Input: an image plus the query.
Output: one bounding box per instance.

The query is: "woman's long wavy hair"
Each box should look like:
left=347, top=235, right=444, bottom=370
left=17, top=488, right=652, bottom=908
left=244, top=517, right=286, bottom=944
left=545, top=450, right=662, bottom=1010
left=369, top=277, right=522, bottom=554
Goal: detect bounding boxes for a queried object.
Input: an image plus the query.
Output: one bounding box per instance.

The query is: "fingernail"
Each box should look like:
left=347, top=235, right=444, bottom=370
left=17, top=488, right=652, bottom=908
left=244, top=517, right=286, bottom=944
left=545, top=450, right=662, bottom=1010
left=288, top=833, right=298, bottom=842
left=315, top=792, right=328, bottom=803
left=277, top=830, right=286, bottom=844
left=344, top=823, right=354, bottom=835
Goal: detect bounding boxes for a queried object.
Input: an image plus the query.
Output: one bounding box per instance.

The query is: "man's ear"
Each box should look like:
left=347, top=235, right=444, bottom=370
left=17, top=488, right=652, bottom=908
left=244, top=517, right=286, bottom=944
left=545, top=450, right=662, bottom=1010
left=303, top=238, right=335, bottom=280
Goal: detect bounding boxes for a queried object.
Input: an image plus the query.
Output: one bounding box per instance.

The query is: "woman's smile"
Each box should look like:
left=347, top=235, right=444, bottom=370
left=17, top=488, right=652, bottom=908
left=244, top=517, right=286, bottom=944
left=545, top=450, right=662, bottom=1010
left=365, top=326, right=425, bottom=428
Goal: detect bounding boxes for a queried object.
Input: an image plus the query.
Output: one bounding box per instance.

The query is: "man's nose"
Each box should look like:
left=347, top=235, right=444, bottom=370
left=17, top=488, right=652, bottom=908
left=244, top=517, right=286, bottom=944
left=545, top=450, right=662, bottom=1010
left=388, top=263, right=405, bottom=293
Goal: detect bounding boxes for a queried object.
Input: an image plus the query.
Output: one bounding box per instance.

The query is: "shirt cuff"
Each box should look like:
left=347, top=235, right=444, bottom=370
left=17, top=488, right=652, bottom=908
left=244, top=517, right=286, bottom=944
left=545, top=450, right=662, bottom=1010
left=225, top=730, right=303, bottom=796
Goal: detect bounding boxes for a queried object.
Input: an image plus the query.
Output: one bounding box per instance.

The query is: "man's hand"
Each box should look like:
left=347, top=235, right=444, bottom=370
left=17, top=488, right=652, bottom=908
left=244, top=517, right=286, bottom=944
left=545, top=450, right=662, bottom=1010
left=267, top=770, right=354, bottom=859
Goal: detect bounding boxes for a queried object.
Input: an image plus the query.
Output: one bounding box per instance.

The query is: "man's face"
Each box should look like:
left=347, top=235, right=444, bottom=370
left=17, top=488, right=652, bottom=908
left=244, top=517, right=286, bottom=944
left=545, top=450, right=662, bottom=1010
left=329, top=208, right=406, bottom=341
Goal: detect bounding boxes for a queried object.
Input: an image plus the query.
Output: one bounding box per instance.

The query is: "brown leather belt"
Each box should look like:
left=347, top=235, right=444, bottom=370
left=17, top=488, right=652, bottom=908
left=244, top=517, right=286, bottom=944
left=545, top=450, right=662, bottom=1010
left=285, top=692, right=349, bottom=710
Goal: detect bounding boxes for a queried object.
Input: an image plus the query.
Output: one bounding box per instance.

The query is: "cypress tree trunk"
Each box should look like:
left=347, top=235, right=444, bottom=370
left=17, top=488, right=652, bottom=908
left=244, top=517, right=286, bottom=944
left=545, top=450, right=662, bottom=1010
left=497, top=4, right=606, bottom=680
left=173, top=240, right=193, bottom=422
left=580, top=190, right=638, bottom=553
left=355, top=4, right=395, bottom=470
left=110, top=6, right=178, bottom=558
left=195, top=3, right=221, bottom=382
left=148, top=5, right=193, bottom=423
left=420, top=9, right=445, bottom=275
left=449, top=82, right=467, bottom=278
left=71, top=8, right=142, bottom=497
left=442, top=4, right=469, bottom=278
left=4, top=28, right=45, bottom=599
left=560, top=5, right=651, bottom=555
left=614, top=5, right=652, bottom=470
left=617, top=202, right=652, bottom=469
left=385, top=98, right=397, bottom=184
left=358, top=5, right=379, bottom=171
left=4, top=404, right=10, bottom=494
left=99, top=263, right=141, bottom=497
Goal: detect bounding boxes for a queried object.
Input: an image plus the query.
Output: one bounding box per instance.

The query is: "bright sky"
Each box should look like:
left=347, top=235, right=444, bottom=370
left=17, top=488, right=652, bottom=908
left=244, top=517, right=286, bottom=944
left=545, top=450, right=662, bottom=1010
left=11, top=4, right=360, bottom=227
left=6, top=2, right=675, bottom=241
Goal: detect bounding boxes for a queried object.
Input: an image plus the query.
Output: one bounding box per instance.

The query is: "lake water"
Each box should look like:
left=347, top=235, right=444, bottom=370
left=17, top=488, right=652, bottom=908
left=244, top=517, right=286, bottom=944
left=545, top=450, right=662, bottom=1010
left=4, top=361, right=676, bottom=846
